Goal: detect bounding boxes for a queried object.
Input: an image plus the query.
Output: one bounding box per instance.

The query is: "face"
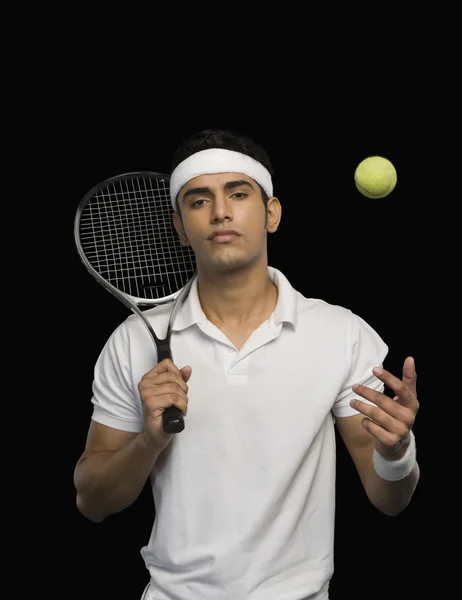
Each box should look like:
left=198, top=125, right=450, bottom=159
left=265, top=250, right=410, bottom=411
left=172, top=172, right=281, bottom=274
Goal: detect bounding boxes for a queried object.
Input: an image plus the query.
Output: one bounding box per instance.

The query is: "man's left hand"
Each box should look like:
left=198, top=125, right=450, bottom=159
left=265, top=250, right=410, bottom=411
left=350, top=356, right=419, bottom=459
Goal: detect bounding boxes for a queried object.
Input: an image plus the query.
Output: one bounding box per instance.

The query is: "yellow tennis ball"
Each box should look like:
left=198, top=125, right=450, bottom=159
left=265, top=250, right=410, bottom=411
left=354, top=156, right=397, bottom=199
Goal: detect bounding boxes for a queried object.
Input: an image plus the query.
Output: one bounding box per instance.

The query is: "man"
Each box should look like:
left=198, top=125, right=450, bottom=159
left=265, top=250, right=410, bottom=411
left=74, top=129, right=420, bottom=600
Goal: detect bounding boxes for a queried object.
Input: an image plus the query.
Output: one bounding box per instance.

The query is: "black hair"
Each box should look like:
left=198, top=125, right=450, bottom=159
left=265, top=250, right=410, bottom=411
left=170, top=129, right=273, bottom=214
left=170, top=128, right=273, bottom=175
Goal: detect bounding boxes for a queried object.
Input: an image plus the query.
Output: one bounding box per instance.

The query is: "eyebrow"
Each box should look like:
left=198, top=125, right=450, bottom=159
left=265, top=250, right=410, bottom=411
left=182, top=179, right=255, bottom=201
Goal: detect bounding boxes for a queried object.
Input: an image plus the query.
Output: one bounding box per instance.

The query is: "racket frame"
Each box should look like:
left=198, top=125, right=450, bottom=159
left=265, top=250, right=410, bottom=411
left=74, top=170, right=197, bottom=433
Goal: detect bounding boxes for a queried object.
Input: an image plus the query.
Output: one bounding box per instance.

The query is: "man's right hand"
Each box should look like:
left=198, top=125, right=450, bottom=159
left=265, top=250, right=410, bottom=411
left=138, top=359, right=192, bottom=451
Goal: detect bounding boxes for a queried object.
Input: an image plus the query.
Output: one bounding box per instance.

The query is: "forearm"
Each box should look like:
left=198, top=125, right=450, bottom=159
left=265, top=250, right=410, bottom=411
left=364, top=432, right=420, bottom=516
left=365, top=459, right=420, bottom=516
left=75, top=433, right=162, bottom=523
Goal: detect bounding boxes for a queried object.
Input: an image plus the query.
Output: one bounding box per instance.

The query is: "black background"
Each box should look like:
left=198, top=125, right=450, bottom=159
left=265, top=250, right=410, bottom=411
left=42, top=29, right=452, bottom=599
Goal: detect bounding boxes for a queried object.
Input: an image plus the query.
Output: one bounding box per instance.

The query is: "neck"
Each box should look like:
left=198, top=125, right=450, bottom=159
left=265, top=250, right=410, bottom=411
left=197, top=262, right=278, bottom=327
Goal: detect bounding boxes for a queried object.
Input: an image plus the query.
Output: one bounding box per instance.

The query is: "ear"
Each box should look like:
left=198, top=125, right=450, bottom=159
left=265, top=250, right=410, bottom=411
left=266, top=197, right=282, bottom=234
left=173, top=211, right=190, bottom=246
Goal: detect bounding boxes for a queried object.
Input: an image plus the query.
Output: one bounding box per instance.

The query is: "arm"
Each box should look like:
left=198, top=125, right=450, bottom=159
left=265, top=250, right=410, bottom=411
left=73, top=421, right=163, bottom=523
left=335, top=357, right=420, bottom=517
left=336, top=413, right=419, bottom=516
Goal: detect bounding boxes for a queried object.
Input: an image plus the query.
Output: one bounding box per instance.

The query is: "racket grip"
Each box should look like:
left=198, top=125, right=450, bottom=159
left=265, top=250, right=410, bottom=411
left=156, top=345, right=185, bottom=433
left=163, top=407, right=185, bottom=434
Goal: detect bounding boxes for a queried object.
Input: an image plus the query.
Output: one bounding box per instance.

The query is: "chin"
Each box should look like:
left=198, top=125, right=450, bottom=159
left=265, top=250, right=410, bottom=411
left=201, top=253, right=261, bottom=274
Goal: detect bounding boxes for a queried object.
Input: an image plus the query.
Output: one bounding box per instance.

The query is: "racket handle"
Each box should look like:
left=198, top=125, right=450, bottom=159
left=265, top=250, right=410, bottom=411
left=156, top=345, right=185, bottom=434
left=163, top=406, right=185, bottom=434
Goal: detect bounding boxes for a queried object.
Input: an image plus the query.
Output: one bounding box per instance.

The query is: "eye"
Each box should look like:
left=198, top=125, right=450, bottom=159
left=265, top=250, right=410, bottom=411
left=191, top=199, right=207, bottom=208
left=231, top=192, right=248, bottom=199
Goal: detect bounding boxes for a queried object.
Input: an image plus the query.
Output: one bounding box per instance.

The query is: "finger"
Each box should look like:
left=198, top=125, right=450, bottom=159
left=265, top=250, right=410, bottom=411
left=402, top=356, right=417, bottom=397
left=180, top=366, right=192, bottom=383
left=350, top=399, right=410, bottom=437
left=360, top=418, right=402, bottom=446
left=145, top=358, right=182, bottom=377
left=352, top=384, right=414, bottom=426
left=140, top=382, right=188, bottom=403
left=145, top=393, right=189, bottom=417
left=370, top=366, right=417, bottom=409
left=140, top=371, right=189, bottom=394
left=143, top=358, right=181, bottom=379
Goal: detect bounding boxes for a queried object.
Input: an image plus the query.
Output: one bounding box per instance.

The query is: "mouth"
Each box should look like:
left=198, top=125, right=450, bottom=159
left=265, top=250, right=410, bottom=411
left=208, top=229, right=241, bottom=243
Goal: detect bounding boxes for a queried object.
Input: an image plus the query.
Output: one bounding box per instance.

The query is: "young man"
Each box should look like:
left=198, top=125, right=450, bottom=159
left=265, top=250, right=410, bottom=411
left=74, top=129, right=420, bottom=600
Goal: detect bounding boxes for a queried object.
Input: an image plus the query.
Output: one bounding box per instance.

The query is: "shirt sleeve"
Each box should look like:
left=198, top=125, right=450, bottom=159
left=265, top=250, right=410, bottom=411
left=333, top=311, right=389, bottom=418
left=90, top=319, right=145, bottom=433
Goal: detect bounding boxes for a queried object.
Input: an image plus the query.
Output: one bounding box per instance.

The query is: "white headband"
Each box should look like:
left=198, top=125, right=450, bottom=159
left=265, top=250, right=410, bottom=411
left=169, top=148, right=273, bottom=210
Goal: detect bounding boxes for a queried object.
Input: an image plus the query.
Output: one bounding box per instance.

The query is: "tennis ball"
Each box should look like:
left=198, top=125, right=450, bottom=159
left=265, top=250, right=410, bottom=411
left=354, top=156, right=397, bottom=199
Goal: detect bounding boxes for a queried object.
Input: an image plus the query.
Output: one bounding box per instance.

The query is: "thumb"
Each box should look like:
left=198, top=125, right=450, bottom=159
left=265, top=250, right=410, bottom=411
left=180, top=365, right=192, bottom=383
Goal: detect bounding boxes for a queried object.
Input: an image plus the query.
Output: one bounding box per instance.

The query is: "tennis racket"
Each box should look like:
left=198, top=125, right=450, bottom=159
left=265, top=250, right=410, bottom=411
left=74, top=171, right=197, bottom=434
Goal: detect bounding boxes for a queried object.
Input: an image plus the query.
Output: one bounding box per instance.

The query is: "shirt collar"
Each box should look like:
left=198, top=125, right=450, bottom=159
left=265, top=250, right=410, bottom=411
left=172, top=266, right=298, bottom=332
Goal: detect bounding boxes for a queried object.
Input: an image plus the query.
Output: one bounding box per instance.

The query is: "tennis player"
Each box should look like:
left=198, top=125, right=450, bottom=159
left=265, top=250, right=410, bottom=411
left=74, top=129, right=420, bottom=600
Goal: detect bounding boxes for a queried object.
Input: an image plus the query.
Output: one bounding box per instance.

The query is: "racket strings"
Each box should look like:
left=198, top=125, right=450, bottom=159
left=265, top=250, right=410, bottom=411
left=79, top=175, right=196, bottom=300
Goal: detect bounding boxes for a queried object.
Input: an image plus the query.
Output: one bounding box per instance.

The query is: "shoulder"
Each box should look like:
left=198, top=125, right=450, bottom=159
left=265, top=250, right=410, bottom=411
left=271, top=266, right=354, bottom=331
left=297, top=292, right=352, bottom=318
left=296, top=293, right=386, bottom=347
left=296, top=291, right=355, bottom=332
left=99, top=302, right=172, bottom=354
left=94, top=306, right=169, bottom=377
left=290, top=282, right=386, bottom=351
left=139, top=302, right=173, bottom=326
left=123, top=302, right=172, bottom=334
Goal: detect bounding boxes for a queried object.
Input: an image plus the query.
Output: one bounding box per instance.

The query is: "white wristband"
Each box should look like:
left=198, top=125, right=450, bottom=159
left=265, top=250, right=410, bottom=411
left=372, top=430, right=416, bottom=481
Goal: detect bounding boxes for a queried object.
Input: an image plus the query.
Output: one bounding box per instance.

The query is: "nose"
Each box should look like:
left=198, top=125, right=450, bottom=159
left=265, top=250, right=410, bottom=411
left=211, top=194, right=233, bottom=223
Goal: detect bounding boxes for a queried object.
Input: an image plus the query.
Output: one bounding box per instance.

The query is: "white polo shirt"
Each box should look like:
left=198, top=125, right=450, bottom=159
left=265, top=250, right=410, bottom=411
left=91, top=267, right=388, bottom=600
